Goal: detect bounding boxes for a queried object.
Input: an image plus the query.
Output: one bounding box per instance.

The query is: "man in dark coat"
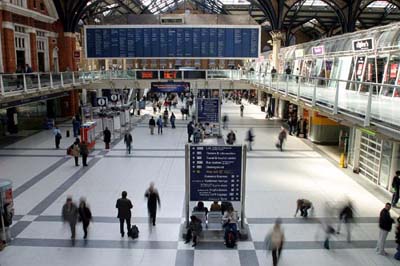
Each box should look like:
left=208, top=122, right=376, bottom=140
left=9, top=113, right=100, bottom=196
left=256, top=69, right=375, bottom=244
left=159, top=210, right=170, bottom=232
left=187, top=121, right=194, bottom=143
left=62, top=197, right=78, bottom=239
left=144, top=182, right=161, bottom=226
left=78, top=198, right=92, bottom=239
left=80, top=141, right=89, bottom=166
left=124, top=133, right=133, bottom=154
left=376, top=203, right=394, bottom=255
left=116, top=191, right=133, bottom=237
left=103, top=127, right=111, bottom=149
left=391, top=171, right=400, bottom=207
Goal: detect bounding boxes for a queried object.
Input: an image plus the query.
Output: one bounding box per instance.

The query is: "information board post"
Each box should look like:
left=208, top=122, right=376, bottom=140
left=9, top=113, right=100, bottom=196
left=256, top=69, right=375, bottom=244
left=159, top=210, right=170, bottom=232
left=241, top=145, right=247, bottom=228
left=185, top=144, right=190, bottom=227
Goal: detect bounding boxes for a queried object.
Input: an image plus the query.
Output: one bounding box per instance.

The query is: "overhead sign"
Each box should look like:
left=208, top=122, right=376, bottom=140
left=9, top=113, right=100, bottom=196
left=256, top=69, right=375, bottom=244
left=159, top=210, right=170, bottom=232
left=190, top=145, right=242, bottom=202
left=353, top=38, right=374, bottom=51
left=97, top=97, right=108, bottom=107
left=85, top=25, right=260, bottom=59
left=312, top=45, right=324, bottom=55
left=110, top=94, right=119, bottom=102
left=150, top=82, right=190, bottom=93
left=197, top=98, right=220, bottom=123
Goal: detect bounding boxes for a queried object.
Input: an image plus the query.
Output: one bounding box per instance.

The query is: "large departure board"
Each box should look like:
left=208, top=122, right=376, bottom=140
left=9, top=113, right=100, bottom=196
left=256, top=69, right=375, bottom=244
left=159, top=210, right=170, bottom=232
left=85, top=25, right=260, bottom=59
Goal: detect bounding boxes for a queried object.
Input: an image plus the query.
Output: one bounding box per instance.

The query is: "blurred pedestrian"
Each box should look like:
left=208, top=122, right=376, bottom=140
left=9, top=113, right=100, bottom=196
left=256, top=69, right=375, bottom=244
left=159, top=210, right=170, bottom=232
left=222, top=114, right=229, bottom=129
left=246, top=128, right=255, bottom=151
left=337, top=200, right=354, bottom=242
left=185, top=215, right=202, bottom=247
left=266, top=218, right=285, bottom=266
left=116, top=191, right=133, bottom=237
left=391, top=171, right=400, bottom=207
left=80, top=141, right=89, bottom=166
left=294, top=199, right=313, bottom=218
left=53, top=126, right=62, bottom=149
left=240, top=104, right=244, bottom=117
left=376, top=203, right=395, bottom=255
left=62, top=197, right=78, bottom=239
left=124, top=133, right=133, bottom=154
left=276, top=127, right=287, bottom=152
left=163, top=108, right=169, bottom=127
left=78, top=198, right=92, bottom=239
left=149, top=116, right=156, bottom=135
left=145, top=182, right=161, bottom=226
left=226, top=130, right=236, bottom=145
left=103, top=127, right=111, bottom=149
left=170, top=112, right=176, bottom=129
left=157, top=116, right=163, bottom=135
left=187, top=120, right=194, bottom=142
left=322, top=203, right=335, bottom=250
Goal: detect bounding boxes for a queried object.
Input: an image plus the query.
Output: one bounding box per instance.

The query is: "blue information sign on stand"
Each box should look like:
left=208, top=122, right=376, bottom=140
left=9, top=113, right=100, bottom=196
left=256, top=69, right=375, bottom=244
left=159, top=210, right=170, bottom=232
left=197, top=98, right=220, bottom=123
left=190, top=145, right=242, bottom=202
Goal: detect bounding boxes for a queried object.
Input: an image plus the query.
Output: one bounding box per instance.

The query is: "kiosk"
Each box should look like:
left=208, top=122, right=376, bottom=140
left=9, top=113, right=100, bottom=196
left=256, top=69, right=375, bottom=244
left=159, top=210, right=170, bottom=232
left=80, top=121, right=97, bottom=150
left=0, top=179, right=13, bottom=242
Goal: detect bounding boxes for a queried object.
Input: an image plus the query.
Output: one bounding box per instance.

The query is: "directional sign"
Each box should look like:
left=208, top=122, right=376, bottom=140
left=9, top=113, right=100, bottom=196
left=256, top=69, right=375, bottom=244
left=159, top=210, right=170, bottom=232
left=97, top=97, right=108, bottom=107
left=197, top=98, right=220, bottom=123
left=190, top=145, right=242, bottom=202
left=110, top=94, right=119, bottom=102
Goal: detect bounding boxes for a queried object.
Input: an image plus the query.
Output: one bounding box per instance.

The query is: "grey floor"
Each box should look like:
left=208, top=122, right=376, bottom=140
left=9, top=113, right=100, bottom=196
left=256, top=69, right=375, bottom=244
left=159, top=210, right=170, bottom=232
left=0, top=101, right=399, bottom=266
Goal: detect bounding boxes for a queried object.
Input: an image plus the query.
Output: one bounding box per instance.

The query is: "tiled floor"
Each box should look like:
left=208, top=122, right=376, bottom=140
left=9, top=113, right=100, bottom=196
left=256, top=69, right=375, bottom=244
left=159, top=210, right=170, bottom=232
left=0, top=101, right=399, bottom=266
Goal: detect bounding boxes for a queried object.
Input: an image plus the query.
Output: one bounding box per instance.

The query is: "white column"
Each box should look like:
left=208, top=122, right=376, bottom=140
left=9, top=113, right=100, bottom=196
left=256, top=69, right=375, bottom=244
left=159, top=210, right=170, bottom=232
left=269, top=31, right=284, bottom=69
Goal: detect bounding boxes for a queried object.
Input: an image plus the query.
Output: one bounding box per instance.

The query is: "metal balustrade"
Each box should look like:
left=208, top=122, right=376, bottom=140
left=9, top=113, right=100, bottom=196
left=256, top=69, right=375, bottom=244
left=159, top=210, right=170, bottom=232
left=0, top=69, right=399, bottom=134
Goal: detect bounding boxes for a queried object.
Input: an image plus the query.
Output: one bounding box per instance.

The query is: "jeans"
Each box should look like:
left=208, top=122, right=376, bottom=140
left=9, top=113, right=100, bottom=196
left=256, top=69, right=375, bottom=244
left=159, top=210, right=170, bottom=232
left=74, top=156, right=79, bottom=166
left=82, top=155, right=88, bottom=166
left=272, top=246, right=282, bottom=266
left=376, top=229, right=389, bottom=254
left=69, top=222, right=76, bottom=239
left=224, top=223, right=237, bottom=241
left=392, top=190, right=399, bottom=206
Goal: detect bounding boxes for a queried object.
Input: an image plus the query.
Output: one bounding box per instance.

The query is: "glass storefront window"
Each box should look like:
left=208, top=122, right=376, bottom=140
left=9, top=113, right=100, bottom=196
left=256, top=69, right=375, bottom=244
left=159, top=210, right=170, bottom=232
left=379, top=140, right=393, bottom=188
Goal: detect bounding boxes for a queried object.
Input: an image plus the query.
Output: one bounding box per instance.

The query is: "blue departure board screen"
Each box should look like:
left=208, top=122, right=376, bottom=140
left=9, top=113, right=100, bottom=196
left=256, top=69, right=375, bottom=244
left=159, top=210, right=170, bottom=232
left=85, top=26, right=259, bottom=58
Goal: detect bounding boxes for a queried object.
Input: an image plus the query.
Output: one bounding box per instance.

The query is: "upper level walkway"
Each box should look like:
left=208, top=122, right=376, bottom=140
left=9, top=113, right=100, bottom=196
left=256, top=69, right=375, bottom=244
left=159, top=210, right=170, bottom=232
left=0, top=69, right=399, bottom=138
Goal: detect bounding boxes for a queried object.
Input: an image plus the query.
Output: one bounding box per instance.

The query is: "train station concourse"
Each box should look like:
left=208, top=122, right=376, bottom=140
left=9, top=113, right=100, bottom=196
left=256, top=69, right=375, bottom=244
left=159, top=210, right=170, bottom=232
left=1, top=0, right=400, bottom=266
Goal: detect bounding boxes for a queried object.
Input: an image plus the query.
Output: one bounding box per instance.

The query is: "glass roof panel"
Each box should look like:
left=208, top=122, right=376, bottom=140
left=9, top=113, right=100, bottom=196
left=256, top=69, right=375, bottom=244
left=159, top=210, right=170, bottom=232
left=303, top=0, right=328, bottom=6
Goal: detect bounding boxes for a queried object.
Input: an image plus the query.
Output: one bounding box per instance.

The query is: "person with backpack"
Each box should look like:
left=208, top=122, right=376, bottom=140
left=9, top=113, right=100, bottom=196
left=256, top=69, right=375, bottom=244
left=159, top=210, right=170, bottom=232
left=115, top=191, right=133, bottom=237
left=62, top=197, right=78, bottom=239
left=103, top=127, right=111, bottom=149
left=276, top=127, right=287, bottom=152
left=223, top=206, right=238, bottom=247
left=149, top=116, right=156, bottom=135
left=53, top=126, right=62, bottom=149
left=184, top=215, right=202, bottom=247
left=124, top=133, right=133, bottom=154
left=156, top=116, right=163, bottom=135
left=392, top=171, right=400, bottom=207
left=145, top=182, right=161, bottom=226
left=266, top=218, right=285, bottom=266
left=78, top=198, right=92, bottom=239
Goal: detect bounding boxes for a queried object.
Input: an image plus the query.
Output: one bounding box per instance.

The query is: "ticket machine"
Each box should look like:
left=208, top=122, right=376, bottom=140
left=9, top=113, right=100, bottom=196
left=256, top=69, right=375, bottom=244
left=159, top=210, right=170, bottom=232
left=80, top=121, right=97, bottom=150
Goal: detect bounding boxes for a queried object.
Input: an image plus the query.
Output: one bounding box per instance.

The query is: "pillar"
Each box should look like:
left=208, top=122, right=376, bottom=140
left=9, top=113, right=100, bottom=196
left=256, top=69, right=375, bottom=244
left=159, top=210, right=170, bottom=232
left=58, top=32, right=76, bottom=71
left=3, top=23, right=16, bottom=73
left=105, top=59, right=109, bottom=70
left=122, top=59, right=127, bottom=70
left=28, top=30, right=38, bottom=72
left=269, top=31, right=284, bottom=70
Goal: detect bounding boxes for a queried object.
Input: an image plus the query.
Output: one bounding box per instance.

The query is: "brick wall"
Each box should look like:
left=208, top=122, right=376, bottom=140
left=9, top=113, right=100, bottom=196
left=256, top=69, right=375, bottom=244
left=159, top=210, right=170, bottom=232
left=29, top=32, right=38, bottom=71
left=3, top=28, right=16, bottom=73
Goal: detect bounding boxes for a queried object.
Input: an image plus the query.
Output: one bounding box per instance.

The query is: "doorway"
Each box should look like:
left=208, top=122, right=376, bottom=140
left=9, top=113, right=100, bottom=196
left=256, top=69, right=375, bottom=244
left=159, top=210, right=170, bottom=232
left=38, top=52, right=45, bottom=72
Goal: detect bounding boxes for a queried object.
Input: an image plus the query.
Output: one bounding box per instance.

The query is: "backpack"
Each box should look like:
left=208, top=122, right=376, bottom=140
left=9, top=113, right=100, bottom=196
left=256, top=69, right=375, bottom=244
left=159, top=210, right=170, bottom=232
left=128, top=225, right=139, bottom=239
left=225, top=230, right=236, bottom=248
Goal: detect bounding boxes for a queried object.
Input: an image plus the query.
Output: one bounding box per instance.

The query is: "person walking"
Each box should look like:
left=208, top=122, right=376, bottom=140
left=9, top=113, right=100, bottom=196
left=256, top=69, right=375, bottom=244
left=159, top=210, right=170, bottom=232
left=124, top=133, right=133, bottom=154
left=149, top=116, right=156, bottom=135
left=163, top=108, right=169, bottom=127
left=62, top=197, right=78, bottom=239
left=276, top=127, right=287, bottom=152
left=392, top=171, right=400, bottom=207
left=103, top=127, right=111, bottom=149
left=185, top=215, right=202, bottom=247
left=170, top=112, right=176, bottom=129
left=266, top=218, right=285, bottom=266
left=336, top=200, right=354, bottom=242
left=53, top=126, right=62, bottom=149
left=80, top=141, right=89, bottom=167
left=145, top=182, right=161, bottom=226
left=246, top=128, right=255, bottom=151
left=294, top=199, right=313, bottom=218
left=222, top=114, right=229, bottom=129
left=72, top=116, right=81, bottom=137
left=71, top=138, right=80, bottom=166
left=156, top=116, right=163, bottom=135
left=78, top=198, right=92, bottom=239
left=187, top=121, right=194, bottom=143
left=376, top=203, right=395, bottom=255
left=240, top=104, right=244, bottom=117
left=116, top=191, right=133, bottom=237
